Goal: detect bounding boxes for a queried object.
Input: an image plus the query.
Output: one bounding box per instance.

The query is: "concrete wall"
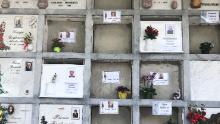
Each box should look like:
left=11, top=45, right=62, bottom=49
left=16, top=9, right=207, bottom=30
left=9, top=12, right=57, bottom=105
left=92, top=106, right=131, bottom=124
left=140, top=62, right=180, bottom=99
left=94, top=0, right=132, bottom=9
left=140, top=107, right=180, bottom=124
left=190, top=25, right=220, bottom=54
left=91, top=62, right=131, bottom=98
left=94, top=24, right=132, bottom=53
left=47, top=21, right=85, bottom=53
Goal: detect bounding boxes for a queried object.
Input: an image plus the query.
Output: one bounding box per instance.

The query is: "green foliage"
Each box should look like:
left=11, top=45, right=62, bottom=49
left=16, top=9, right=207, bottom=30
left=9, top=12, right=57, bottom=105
left=51, top=38, right=65, bottom=49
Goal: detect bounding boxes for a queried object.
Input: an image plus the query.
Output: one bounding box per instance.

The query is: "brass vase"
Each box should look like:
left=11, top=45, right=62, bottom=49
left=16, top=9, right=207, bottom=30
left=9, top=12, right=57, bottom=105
left=37, top=0, right=48, bottom=9
left=191, top=0, right=201, bottom=8
left=143, top=0, right=152, bottom=9
left=1, top=0, right=10, bottom=8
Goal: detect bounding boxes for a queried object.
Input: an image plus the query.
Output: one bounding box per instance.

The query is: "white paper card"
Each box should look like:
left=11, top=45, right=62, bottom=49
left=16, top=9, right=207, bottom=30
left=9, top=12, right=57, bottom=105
left=151, top=72, right=169, bottom=85
left=99, top=101, right=119, bottom=114
left=58, top=32, right=76, bottom=43
left=103, top=11, right=121, bottom=23
left=152, top=101, right=172, bottom=115
left=102, top=71, right=120, bottom=84
left=201, top=11, right=220, bottom=23
left=40, top=64, right=84, bottom=98
left=39, top=104, right=83, bottom=124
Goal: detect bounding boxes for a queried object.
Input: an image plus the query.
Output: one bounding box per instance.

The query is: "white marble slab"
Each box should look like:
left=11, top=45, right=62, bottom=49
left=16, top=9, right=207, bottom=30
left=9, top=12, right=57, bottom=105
left=0, top=58, right=35, bottom=97
left=190, top=61, right=220, bottom=101
left=0, top=15, right=38, bottom=52
left=39, top=104, right=83, bottom=124
left=40, top=64, right=84, bottom=98
left=141, top=0, right=182, bottom=10
left=1, top=104, right=32, bottom=124
left=140, top=21, right=183, bottom=53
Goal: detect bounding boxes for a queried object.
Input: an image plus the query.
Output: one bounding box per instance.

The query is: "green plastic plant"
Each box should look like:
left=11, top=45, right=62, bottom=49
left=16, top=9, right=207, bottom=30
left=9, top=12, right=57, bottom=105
left=51, top=38, right=65, bottom=49
left=140, top=73, right=157, bottom=99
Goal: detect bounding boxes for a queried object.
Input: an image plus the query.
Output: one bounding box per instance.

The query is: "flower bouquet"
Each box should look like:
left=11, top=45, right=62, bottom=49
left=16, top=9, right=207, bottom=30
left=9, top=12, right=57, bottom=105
left=187, top=104, right=207, bottom=124
left=140, top=73, right=157, bottom=99
left=144, top=26, right=159, bottom=40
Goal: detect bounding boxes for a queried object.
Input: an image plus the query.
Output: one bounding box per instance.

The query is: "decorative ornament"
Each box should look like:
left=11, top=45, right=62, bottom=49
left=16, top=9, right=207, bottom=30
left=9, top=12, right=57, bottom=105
left=0, top=71, right=8, bottom=94
left=191, top=0, right=201, bottom=8
left=171, top=0, right=178, bottom=9
left=51, top=73, right=57, bottom=83
left=0, top=21, right=10, bottom=51
left=172, top=89, right=181, bottom=100
left=7, top=105, right=14, bottom=115
left=37, top=0, right=48, bottom=9
left=23, top=32, right=33, bottom=51
left=40, top=116, right=48, bottom=124
left=1, top=0, right=10, bottom=8
left=0, top=104, right=8, bottom=124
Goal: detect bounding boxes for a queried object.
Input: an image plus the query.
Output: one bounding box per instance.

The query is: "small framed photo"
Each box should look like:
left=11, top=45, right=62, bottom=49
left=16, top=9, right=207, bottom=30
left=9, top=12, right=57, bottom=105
left=71, top=107, right=80, bottom=120
left=58, top=32, right=76, bottom=43
left=14, top=16, right=23, bottom=28
left=25, top=61, right=33, bottom=71
left=165, top=24, right=175, bottom=37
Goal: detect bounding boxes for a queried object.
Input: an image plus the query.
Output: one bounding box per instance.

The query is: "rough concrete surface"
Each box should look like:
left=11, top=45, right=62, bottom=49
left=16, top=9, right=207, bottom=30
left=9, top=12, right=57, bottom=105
left=47, top=21, right=85, bottom=53
left=94, top=24, right=132, bottom=53
left=92, top=107, right=131, bottom=124
left=140, top=62, right=180, bottom=99
left=190, top=25, right=220, bottom=54
left=91, top=62, right=131, bottom=98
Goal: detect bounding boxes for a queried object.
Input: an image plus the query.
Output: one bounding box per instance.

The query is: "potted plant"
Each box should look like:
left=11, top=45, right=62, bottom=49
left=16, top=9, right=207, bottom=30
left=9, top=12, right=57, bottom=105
left=199, top=42, right=214, bottom=54
left=116, top=86, right=130, bottom=99
left=140, top=73, right=157, bottom=99
left=187, top=104, right=207, bottom=124
left=23, top=32, right=33, bottom=51
left=143, top=26, right=159, bottom=51
left=0, top=105, right=8, bottom=124
left=51, top=38, right=65, bottom=53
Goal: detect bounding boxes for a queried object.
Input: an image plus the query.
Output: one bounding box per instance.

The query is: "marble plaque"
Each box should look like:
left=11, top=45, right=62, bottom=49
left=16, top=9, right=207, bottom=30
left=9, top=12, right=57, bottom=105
left=40, top=64, right=84, bottom=98
left=47, top=0, right=86, bottom=9
left=191, top=0, right=220, bottom=10
left=39, top=104, right=83, bottom=124
left=1, top=104, right=32, bottom=124
left=141, top=0, right=182, bottom=10
left=140, top=21, right=183, bottom=53
left=0, top=15, right=38, bottom=52
left=190, top=61, right=220, bottom=101
left=0, top=0, right=37, bottom=8
left=0, top=58, right=35, bottom=97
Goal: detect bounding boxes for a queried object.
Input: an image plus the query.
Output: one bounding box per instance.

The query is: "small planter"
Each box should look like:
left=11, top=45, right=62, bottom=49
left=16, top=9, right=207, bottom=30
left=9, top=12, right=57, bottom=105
left=118, top=91, right=128, bottom=99
left=191, top=0, right=201, bottom=9
left=53, top=47, right=62, bottom=53
left=144, top=39, right=156, bottom=51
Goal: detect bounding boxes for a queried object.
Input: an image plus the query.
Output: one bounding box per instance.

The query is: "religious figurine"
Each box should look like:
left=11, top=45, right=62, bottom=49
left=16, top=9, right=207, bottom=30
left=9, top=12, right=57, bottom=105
left=37, top=0, right=48, bottom=9
left=142, top=0, right=152, bottom=9
left=1, top=0, right=10, bottom=8
left=171, top=0, right=178, bottom=9
left=172, top=89, right=181, bottom=100
left=191, top=0, right=201, bottom=8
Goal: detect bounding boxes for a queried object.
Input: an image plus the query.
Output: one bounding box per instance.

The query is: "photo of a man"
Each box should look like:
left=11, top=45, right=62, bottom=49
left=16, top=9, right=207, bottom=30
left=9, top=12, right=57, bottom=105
left=14, top=16, right=23, bottom=28
left=72, top=107, right=80, bottom=120
left=25, top=62, right=32, bottom=71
